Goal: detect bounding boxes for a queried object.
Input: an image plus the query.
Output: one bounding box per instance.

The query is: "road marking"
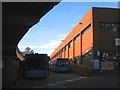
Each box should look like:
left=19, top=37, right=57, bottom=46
left=56, top=81, right=66, bottom=84
left=45, top=76, right=87, bottom=87
left=60, top=81, right=66, bottom=83
left=46, top=82, right=66, bottom=88
left=72, top=78, right=81, bottom=80
left=65, top=79, right=74, bottom=82
left=79, top=76, right=87, bottom=79
left=47, top=83, right=58, bottom=86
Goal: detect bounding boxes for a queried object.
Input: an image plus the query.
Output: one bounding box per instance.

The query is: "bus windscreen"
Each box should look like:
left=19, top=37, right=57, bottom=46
left=25, top=54, right=47, bottom=70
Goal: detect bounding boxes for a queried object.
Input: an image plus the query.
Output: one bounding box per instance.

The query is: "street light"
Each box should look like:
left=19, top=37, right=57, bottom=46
left=79, top=22, right=82, bottom=24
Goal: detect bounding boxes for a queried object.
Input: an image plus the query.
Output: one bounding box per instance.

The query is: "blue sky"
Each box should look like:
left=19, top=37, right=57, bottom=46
left=18, top=2, right=119, bottom=56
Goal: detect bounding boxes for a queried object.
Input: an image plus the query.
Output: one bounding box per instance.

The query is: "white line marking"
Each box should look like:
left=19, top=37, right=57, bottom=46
left=65, top=80, right=74, bottom=82
left=56, top=81, right=66, bottom=84
left=47, top=83, right=57, bottom=86
left=79, top=76, right=87, bottom=79
left=72, top=78, right=81, bottom=80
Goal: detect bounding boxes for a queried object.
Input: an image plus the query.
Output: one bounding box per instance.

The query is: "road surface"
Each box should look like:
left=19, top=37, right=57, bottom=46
left=11, top=71, right=118, bottom=88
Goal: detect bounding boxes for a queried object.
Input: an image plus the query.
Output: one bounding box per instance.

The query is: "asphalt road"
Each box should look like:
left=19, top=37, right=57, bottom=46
left=11, top=71, right=119, bottom=88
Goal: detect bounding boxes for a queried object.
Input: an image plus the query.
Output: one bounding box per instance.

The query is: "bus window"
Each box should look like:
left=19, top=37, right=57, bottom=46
left=52, top=58, right=71, bottom=72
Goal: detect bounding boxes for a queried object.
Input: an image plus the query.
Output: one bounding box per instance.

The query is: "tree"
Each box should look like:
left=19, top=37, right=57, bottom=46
left=24, top=47, right=34, bottom=54
left=25, top=47, right=30, bottom=52
left=29, top=49, right=34, bottom=54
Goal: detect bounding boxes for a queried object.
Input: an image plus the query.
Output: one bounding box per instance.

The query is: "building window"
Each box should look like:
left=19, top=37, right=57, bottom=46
left=74, top=34, right=80, bottom=41
left=65, top=45, right=68, bottom=50
left=60, top=50, right=62, bottom=54
left=99, top=22, right=120, bottom=32
left=82, top=24, right=91, bottom=34
left=63, top=48, right=65, bottom=52
left=58, top=52, right=60, bottom=56
left=56, top=53, right=58, bottom=58
left=115, top=38, right=120, bottom=46
left=61, top=48, right=65, bottom=53
left=69, top=41, right=73, bottom=48
left=64, top=46, right=66, bottom=51
left=61, top=49, right=63, bottom=53
left=82, top=49, right=93, bottom=58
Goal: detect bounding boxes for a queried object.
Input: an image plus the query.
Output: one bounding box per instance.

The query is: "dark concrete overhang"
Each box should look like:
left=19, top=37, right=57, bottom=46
left=2, top=2, right=60, bottom=57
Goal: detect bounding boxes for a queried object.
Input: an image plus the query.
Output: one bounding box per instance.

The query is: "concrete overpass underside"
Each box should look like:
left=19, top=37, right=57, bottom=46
left=2, top=2, right=60, bottom=88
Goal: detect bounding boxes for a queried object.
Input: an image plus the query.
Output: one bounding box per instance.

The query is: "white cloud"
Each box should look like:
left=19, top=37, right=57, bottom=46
left=56, top=33, right=67, bottom=39
left=18, top=31, right=68, bottom=56
left=33, top=40, right=62, bottom=56
left=18, top=25, right=73, bottom=56
left=18, top=36, right=64, bottom=56
left=33, top=40, right=61, bottom=49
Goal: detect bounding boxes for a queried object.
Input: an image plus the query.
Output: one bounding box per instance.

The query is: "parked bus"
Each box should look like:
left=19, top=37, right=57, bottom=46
left=24, top=54, right=49, bottom=78
left=52, top=58, right=71, bottom=72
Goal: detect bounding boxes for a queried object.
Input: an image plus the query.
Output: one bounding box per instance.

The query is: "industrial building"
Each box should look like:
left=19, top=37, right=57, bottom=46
left=50, top=7, right=120, bottom=71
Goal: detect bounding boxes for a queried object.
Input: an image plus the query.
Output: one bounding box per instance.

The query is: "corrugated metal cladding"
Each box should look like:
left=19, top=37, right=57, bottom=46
left=50, top=7, right=120, bottom=67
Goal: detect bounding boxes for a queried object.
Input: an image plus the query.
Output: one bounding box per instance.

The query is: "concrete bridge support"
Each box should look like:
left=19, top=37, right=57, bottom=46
left=2, top=2, right=60, bottom=88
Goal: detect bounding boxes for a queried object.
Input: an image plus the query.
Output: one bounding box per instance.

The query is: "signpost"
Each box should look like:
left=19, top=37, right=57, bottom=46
left=93, top=59, right=99, bottom=70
